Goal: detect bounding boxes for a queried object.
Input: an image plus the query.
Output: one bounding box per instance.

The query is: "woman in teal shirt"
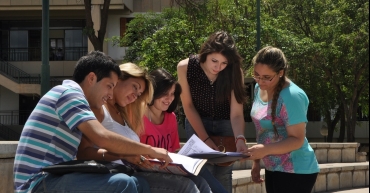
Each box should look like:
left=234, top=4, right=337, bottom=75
left=246, top=46, right=319, bottom=193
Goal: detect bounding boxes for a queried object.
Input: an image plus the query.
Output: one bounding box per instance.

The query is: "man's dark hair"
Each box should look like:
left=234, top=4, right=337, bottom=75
left=72, top=51, right=121, bottom=83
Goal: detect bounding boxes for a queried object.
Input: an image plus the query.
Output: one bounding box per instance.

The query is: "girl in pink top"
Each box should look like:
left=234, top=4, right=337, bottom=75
left=140, top=68, right=182, bottom=152
left=141, top=68, right=227, bottom=193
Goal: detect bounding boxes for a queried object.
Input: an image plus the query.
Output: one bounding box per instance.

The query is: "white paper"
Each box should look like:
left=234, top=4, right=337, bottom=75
left=178, top=134, right=220, bottom=155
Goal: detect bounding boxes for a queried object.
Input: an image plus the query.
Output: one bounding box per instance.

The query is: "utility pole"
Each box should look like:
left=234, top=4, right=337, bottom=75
left=41, top=0, right=50, bottom=96
left=256, top=0, right=261, bottom=51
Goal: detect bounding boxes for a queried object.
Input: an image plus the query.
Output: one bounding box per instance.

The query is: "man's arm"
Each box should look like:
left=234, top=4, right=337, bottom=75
left=77, top=119, right=172, bottom=166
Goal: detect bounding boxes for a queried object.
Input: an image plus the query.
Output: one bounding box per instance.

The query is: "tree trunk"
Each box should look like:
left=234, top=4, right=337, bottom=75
left=84, top=0, right=111, bottom=52
left=338, top=106, right=345, bottom=142
left=326, top=107, right=341, bottom=142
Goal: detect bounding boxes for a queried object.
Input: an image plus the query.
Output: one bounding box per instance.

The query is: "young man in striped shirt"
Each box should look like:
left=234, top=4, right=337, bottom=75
left=13, top=51, right=172, bottom=193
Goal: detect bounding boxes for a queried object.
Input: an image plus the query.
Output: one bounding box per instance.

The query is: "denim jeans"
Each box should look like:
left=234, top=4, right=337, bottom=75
left=32, top=172, right=150, bottom=193
left=185, top=118, right=234, bottom=193
left=135, top=172, right=211, bottom=193
left=196, top=167, right=228, bottom=193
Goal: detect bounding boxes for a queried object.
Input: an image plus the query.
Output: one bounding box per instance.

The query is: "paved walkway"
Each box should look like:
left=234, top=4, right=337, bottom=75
left=322, top=188, right=369, bottom=193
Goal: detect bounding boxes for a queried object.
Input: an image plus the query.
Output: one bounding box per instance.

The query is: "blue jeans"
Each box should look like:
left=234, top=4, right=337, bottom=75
left=185, top=118, right=234, bottom=193
left=195, top=167, right=228, bottom=193
left=135, top=172, right=211, bottom=193
left=32, top=172, right=150, bottom=193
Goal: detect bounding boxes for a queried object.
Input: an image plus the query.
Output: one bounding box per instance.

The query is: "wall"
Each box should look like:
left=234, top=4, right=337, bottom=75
left=106, top=13, right=133, bottom=61
left=133, top=0, right=174, bottom=12
left=0, top=86, right=19, bottom=111
left=179, top=121, right=370, bottom=143
left=11, top=61, right=76, bottom=76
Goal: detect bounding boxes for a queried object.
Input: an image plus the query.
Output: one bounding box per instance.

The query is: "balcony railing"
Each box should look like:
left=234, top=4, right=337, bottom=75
left=0, top=110, right=32, bottom=125
left=0, top=123, right=20, bottom=140
left=0, top=47, right=87, bottom=61
left=0, top=56, right=71, bottom=86
left=0, top=59, right=31, bottom=83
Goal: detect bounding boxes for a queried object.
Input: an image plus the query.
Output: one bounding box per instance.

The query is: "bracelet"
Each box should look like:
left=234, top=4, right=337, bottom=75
left=235, top=138, right=246, bottom=144
left=236, top=134, right=245, bottom=139
left=235, top=135, right=246, bottom=144
left=203, top=137, right=210, bottom=142
left=102, top=150, right=106, bottom=160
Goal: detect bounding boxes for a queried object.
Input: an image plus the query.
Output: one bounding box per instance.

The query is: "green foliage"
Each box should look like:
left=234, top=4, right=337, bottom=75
left=117, top=1, right=258, bottom=75
left=107, top=0, right=369, bottom=137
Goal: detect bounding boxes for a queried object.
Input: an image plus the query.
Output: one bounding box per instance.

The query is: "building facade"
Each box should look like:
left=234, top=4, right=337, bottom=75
left=0, top=0, right=174, bottom=139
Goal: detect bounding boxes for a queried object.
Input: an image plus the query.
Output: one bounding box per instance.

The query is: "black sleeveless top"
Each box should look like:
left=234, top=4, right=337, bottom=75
left=187, top=55, right=230, bottom=120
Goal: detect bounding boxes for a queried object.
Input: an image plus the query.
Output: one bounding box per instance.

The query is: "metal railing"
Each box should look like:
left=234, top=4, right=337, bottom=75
left=0, top=47, right=87, bottom=61
left=0, top=123, right=20, bottom=141
left=0, top=110, right=32, bottom=125
left=0, top=59, right=32, bottom=83
left=0, top=59, right=71, bottom=86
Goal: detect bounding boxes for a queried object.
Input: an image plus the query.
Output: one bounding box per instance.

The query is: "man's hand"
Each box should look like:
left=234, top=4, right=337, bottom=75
left=123, top=155, right=152, bottom=169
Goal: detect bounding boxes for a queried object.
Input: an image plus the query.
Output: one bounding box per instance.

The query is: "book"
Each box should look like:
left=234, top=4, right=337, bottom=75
left=178, top=134, right=249, bottom=164
left=137, top=152, right=207, bottom=176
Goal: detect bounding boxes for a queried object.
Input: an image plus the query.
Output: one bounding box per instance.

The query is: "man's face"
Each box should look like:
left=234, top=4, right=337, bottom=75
left=89, top=72, right=118, bottom=109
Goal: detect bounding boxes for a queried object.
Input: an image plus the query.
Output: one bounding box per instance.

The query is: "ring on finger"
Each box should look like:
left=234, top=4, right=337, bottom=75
left=138, top=161, right=143, bottom=165
left=140, top=155, right=146, bottom=162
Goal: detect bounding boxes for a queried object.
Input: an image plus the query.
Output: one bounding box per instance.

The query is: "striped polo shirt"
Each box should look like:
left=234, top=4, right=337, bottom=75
left=13, top=80, right=96, bottom=193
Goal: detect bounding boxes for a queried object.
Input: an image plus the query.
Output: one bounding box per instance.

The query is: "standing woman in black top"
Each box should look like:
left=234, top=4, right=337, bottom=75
left=177, top=31, right=248, bottom=193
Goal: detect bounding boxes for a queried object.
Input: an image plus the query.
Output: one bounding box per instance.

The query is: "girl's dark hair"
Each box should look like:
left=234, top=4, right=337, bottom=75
left=252, top=46, right=288, bottom=136
left=73, top=50, right=121, bottom=83
left=198, top=31, right=246, bottom=103
left=148, top=68, right=182, bottom=113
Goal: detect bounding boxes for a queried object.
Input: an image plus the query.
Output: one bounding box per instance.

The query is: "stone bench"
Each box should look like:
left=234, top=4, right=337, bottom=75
left=232, top=162, right=369, bottom=193
left=0, top=141, right=17, bottom=193
left=179, top=142, right=367, bottom=170
left=1, top=141, right=368, bottom=193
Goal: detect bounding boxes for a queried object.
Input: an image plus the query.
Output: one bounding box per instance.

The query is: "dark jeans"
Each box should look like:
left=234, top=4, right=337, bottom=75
left=185, top=118, right=234, bottom=193
left=32, top=172, right=150, bottom=193
left=265, top=170, right=318, bottom=193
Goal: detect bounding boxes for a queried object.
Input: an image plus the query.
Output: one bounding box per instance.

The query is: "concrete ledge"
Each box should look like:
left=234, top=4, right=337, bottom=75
left=232, top=162, right=369, bottom=193
left=0, top=141, right=18, bottom=158
left=2, top=142, right=367, bottom=193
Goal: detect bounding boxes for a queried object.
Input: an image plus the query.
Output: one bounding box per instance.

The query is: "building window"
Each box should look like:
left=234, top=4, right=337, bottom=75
left=119, top=18, right=133, bottom=46
left=9, top=30, right=28, bottom=61
left=65, top=30, right=88, bottom=60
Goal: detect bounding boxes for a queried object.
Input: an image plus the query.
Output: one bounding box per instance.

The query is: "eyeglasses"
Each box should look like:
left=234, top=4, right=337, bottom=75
left=252, top=74, right=277, bottom=82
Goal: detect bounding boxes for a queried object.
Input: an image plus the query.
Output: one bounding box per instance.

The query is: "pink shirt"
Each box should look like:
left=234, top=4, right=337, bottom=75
left=141, top=112, right=180, bottom=153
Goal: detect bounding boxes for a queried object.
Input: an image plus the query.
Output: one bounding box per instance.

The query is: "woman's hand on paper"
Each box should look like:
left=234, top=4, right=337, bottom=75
left=236, top=139, right=248, bottom=152
left=204, top=138, right=220, bottom=151
left=244, top=144, right=268, bottom=160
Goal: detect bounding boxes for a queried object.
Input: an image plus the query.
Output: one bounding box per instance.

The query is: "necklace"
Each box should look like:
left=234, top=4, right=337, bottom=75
left=200, top=62, right=217, bottom=85
left=106, top=102, right=120, bottom=115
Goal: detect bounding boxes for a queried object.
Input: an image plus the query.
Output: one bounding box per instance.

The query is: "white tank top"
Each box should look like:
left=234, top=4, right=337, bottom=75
left=101, top=105, right=140, bottom=165
left=101, top=105, right=140, bottom=142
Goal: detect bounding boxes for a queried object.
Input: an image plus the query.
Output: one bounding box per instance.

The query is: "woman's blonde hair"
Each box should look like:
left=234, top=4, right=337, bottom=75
left=115, top=63, right=153, bottom=135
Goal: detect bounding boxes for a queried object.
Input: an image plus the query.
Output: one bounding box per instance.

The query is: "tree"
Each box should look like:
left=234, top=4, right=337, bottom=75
left=84, top=0, right=111, bottom=51
left=117, top=0, right=257, bottom=73
left=266, top=0, right=369, bottom=142
left=110, top=0, right=369, bottom=141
